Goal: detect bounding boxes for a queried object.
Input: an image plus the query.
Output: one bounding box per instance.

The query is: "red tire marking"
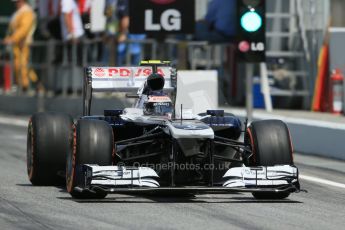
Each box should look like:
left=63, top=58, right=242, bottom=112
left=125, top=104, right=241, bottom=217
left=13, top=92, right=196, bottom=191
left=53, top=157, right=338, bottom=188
left=67, top=125, right=77, bottom=193
left=247, top=127, right=256, bottom=165
left=28, top=119, right=34, bottom=180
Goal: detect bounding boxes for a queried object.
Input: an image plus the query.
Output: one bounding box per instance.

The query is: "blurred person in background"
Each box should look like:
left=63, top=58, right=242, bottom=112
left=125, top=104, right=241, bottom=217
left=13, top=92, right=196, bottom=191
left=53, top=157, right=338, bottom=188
left=103, top=0, right=145, bottom=66
left=38, top=0, right=84, bottom=63
left=60, top=0, right=85, bottom=67
left=195, top=0, right=236, bottom=43
left=77, top=0, right=103, bottom=63
left=56, top=0, right=85, bottom=95
left=117, top=34, right=146, bottom=66
left=35, top=0, right=62, bottom=96
left=37, top=0, right=61, bottom=40
left=194, top=0, right=237, bottom=105
left=60, top=0, right=84, bottom=42
left=77, top=0, right=93, bottom=38
left=3, top=0, right=37, bottom=93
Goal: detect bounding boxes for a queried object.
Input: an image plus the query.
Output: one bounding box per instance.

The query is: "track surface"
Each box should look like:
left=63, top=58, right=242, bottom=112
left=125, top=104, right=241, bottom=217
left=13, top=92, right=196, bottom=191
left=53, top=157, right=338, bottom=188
left=0, top=119, right=345, bottom=230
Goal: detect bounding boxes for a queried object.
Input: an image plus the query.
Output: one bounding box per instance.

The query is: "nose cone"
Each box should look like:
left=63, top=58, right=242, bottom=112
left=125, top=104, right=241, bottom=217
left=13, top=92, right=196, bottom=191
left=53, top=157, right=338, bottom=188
left=147, top=73, right=165, bottom=91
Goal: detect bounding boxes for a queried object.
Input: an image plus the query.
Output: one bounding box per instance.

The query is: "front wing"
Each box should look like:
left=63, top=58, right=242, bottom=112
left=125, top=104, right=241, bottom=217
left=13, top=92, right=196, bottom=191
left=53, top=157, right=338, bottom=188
left=73, top=164, right=300, bottom=194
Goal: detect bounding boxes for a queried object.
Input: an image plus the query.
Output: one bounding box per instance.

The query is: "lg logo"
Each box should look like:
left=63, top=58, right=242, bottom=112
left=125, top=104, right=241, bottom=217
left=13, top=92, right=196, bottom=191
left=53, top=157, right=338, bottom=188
left=251, top=42, right=265, bottom=51
left=130, top=0, right=194, bottom=34
left=145, top=9, right=181, bottom=31
left=238, top=41, right=265, bottom=52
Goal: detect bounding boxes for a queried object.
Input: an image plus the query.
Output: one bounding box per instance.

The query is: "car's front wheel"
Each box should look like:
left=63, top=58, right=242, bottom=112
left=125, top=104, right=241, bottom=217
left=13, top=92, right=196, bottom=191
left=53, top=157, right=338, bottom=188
left=66, top=119, right=114, bottom=199
left=246, top=119, right=294, bottom=199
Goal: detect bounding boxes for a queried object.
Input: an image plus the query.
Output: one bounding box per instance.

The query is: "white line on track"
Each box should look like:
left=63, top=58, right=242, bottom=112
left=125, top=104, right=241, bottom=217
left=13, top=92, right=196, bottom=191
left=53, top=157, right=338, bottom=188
left=228, top=109, right=345, bottom=130
left=300, top=174, right=345, bottom=189
left=0, top=116, right=28, bottom=127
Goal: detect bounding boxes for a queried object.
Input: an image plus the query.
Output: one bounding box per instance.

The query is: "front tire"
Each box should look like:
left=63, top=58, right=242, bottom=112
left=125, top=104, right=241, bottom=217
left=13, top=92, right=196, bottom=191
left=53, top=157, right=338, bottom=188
left=246, top=120, right=293, bottom=199
left=27, top=112, right=73, bottom=185
left=66, top=119, right=114, bottom=199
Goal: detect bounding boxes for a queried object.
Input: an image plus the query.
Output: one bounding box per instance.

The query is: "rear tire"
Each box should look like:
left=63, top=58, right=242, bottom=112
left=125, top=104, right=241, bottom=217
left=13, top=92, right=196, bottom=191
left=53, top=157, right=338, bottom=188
left=27, top=112, right=73, bottom=185
left=66, top=119, right=114, bottom=199
left=246, top=120, right=293, bottom=199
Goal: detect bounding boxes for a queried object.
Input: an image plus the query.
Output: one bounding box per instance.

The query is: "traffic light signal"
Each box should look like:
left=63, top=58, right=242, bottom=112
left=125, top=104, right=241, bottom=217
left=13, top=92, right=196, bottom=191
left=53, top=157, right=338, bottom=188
left=237, top=0, right=266, bottom=62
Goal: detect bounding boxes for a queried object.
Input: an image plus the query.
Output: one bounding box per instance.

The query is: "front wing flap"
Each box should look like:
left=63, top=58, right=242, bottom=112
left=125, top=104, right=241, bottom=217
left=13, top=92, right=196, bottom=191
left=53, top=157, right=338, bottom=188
left=75, top=164, right=300, bottom=194
left=223, top=165, right=299, bottom=188
left=80, top=164, right=160, bottom=188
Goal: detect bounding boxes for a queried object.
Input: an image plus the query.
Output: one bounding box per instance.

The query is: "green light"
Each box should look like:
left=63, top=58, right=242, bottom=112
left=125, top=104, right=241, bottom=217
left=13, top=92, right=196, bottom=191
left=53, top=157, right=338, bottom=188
left=240, top=11, right=262, bottom=32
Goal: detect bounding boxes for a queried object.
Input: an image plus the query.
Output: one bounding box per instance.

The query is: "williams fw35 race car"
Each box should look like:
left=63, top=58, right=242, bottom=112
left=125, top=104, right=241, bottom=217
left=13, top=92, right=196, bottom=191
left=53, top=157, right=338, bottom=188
left=27, top=60, right=300, bottom=199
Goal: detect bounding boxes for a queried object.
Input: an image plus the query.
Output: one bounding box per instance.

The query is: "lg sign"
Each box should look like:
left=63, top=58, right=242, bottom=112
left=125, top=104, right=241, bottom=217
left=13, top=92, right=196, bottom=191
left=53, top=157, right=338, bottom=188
left=145, top=9, right=181, bottom=31
left=238, top=41, right=265, bottom=52
left=129, top=0, right=195, bottom=34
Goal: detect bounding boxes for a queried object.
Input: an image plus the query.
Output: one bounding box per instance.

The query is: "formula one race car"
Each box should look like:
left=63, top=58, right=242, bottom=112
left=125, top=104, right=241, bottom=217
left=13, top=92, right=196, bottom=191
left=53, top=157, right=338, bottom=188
left=27, top=60, right=300, bottom=199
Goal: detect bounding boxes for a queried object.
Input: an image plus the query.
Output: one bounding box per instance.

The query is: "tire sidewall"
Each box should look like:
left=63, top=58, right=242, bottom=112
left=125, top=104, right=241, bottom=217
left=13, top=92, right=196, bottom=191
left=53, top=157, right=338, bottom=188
left=246, top=120, right=294, bottom=199
left=247, top=120, right=293, bottom=166
left=27, top=112, right=73, bottom=185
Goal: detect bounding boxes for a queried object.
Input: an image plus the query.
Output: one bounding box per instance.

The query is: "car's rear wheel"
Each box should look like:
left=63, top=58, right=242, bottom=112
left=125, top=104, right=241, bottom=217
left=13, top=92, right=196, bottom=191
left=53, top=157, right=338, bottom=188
left=246, top=119, right=293, bottom=199
left=66, top=119, right=114, bottom=199
left=27, top=112, right=73, bottom=185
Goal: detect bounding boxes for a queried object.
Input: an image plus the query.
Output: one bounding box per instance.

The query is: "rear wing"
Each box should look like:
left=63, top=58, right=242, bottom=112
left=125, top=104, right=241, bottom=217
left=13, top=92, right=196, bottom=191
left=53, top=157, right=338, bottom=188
left=83, top=66, right=177, bottom=116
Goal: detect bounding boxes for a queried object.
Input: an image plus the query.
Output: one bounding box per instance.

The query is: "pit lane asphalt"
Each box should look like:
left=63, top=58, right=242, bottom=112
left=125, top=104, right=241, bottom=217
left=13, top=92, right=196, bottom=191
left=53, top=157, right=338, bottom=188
left=0, top=120, right=345, bottom=230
